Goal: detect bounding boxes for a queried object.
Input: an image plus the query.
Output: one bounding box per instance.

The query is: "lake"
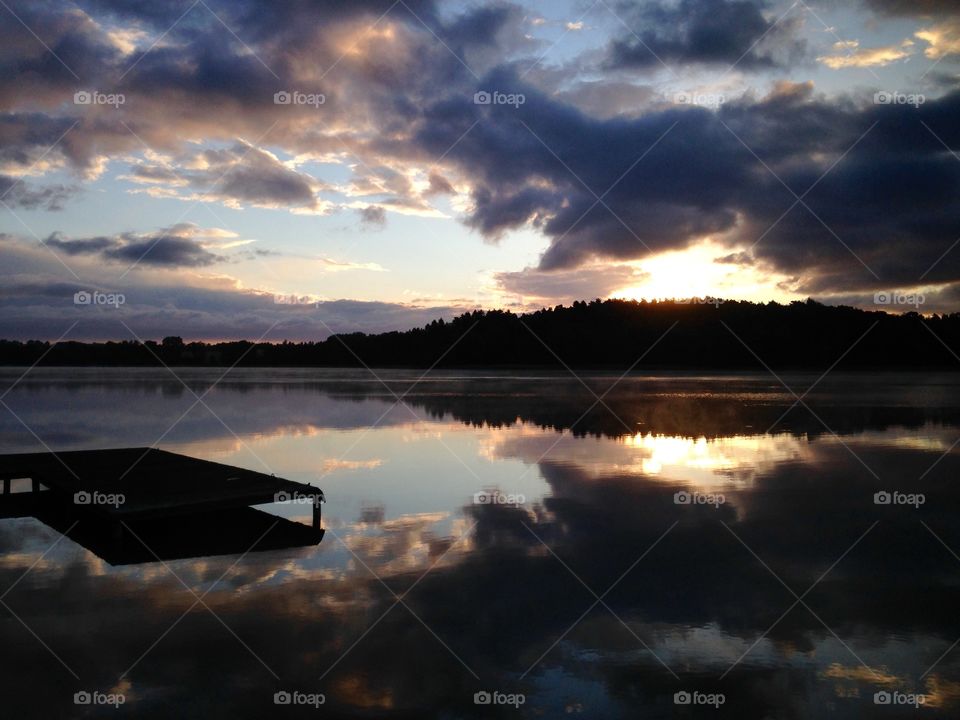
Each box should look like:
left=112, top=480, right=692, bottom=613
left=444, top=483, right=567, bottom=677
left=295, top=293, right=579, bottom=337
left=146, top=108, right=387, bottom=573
left=1, top=368, right=959, bottom=718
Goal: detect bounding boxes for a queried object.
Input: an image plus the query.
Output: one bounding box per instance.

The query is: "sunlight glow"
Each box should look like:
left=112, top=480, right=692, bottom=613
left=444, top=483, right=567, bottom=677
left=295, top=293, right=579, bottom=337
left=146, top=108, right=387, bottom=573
left=619, top=432, right=805, bottom=488
left=611, top=240, right=796, bottom=304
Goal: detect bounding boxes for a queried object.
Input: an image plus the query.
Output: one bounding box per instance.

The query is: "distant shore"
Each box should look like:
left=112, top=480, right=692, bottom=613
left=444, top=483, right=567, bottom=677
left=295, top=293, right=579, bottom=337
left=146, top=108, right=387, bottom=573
left=2, top=299, right=959, bottom=370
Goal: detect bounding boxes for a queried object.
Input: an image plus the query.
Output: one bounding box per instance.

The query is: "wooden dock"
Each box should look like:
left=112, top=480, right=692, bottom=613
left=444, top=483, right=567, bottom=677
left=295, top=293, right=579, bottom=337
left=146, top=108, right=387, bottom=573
left=0, top=448, right=325, bottom=565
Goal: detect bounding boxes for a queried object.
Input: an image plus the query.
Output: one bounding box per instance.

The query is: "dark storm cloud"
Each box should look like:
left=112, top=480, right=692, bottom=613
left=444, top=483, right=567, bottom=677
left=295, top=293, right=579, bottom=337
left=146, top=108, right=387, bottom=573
left=605, top=0, right=806, bottom=70
left=0, top=114, right=78, bottom=169
left=863, top=0, right=960, bottom=16
left=929, top=71, right=960, bottom=90
left=102, top=234, right=223, bottom=267
left=43, top=234, right=114, bottom=255
left=723, top=89, right=960, bottom=289
left=410, top=69, right=960, bottom=294
left=415, top=74, right=750, bottom=261
left=77, top=0, right=439, bottom=33
left=434, top=1, right=539, bottom=67
left=44, top=227, right=224, bottom=267
left=0, top=1, right=123, bottom=109
left=466, top=184, right=560, bottom=238
left=440, top=2, right=519, bottom=49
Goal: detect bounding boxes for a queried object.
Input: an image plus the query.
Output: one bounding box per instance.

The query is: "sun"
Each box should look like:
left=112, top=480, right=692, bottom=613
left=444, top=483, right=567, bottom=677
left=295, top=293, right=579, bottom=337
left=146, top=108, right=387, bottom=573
left=611, top=240, right=795, bottom=304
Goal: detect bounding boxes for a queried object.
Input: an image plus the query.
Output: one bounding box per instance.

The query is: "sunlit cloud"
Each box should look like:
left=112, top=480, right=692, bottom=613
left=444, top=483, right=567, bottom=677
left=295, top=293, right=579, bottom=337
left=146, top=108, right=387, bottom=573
left=817, top=39, right=914, bottom=68
left=916, top=19, right=960, bottom=59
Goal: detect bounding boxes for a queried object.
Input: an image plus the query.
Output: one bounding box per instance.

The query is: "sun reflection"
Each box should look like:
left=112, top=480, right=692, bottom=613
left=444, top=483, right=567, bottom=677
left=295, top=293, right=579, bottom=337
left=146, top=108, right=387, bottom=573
left=623, top=433, right=739, bottom=474
left=623, top=432, right=790, bottom=469
left=619, top=432, right=806, bottom=487
left=486, top=428, right=809, bottom=492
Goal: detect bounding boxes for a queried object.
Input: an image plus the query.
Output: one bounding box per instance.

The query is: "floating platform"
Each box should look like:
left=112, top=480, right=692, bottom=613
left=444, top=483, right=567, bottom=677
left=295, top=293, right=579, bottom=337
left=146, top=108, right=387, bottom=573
left=0, top=448, right=325, bottom=565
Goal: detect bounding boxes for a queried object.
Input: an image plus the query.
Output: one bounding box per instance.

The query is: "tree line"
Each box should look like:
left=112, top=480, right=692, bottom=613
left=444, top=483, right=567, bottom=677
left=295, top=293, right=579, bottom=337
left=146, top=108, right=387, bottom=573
left=3, top=299, right=960, bottom=369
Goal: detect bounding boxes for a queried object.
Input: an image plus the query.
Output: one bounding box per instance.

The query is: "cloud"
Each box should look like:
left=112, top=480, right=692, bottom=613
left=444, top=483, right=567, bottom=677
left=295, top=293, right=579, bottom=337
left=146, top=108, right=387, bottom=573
left=407, top=67, right=960, bottom=297
left=101, top=235, right=224, bottom=268
left=425, top=172, right=455, bottom=196
left=44, top=223, right=228, bottom=268
left=494, top=264, right=645, bottom=303
left=122, top=143, right=328, bottom=212
left=321, top=458, right=383, bottom=473
left=604, top=0, right=806, bottom=70
left=358, top=205, right=387, bottom=228
left=0, top=230, right=454, bottom=340
left=915, top=19, right=960, bottom=59
left=863, top=0, right=960, bottom=17
left=715, top=251, right=756, bottom=266
left=817, top=39, right=914, bottom=68
left=0, top=175, right=77, bottom=210
left=318, top=257, right=386, bottom=272
left=0, top=0, right=958, bottom=311
left=0, top=0, right=451, bottom=213
left=553, top=80, right=659, bottom=119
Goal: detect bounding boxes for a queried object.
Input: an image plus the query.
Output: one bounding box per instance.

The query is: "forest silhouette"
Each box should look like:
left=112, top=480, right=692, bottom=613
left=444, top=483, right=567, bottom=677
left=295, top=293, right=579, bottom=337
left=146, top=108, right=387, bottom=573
left=2, top=298, right=959, bottom=369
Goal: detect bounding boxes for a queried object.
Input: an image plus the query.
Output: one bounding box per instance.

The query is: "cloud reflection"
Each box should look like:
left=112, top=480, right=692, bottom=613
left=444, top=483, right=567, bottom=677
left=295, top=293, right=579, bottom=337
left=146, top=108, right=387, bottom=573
left=2, top=373, right=960, bottom=716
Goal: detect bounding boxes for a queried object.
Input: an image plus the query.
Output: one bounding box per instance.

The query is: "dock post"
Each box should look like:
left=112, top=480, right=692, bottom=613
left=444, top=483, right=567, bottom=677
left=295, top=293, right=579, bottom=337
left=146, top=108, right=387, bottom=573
left=312, top=497, right=322, bottom=531
left=31, top=477, right=39, bottom=493
left=2, top=478, right=8, bottom=494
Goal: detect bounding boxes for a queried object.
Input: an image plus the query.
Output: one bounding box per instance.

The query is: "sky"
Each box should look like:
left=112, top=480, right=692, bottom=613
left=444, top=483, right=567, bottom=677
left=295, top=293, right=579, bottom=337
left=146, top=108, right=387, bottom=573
left=1, top=0, right=959, bottom=340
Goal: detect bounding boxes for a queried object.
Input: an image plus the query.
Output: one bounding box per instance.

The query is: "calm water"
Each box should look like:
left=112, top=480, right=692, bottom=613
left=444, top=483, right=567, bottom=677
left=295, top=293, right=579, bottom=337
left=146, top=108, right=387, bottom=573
left=1, top=368, right=960, bottom=718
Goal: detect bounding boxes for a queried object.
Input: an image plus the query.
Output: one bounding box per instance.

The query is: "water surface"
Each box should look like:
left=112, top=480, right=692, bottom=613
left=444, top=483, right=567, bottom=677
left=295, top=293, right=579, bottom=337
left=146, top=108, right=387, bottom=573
left=1, top=368, right=959, bottom=718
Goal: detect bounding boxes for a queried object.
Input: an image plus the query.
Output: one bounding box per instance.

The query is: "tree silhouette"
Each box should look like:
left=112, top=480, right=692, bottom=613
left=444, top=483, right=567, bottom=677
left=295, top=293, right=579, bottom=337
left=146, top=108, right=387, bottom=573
left=2, top=299, right=959, bottom=369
